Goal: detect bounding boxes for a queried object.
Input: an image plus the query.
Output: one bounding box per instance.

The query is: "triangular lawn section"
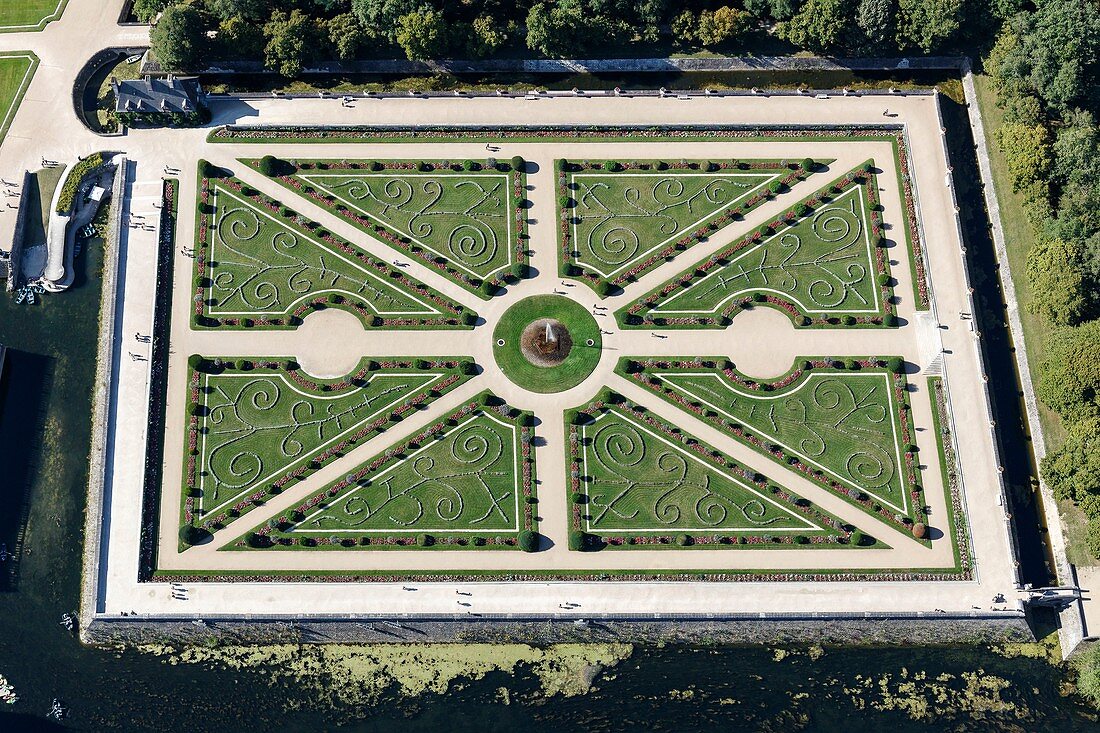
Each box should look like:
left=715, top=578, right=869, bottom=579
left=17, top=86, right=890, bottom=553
left=566, top=392, right=874, bottom=548
left=231, top=392, right=537, bottom=550
left=619, top=356, right=930, bottom=536
left=560, top=158, right=812, bottom=293
left=618, top=161, right=896, bottom=328
left=251, top=157, right=527, bottom=299
left=195, top=175, right=473, bottom=329
left=181, top=356, right=474, bottom=539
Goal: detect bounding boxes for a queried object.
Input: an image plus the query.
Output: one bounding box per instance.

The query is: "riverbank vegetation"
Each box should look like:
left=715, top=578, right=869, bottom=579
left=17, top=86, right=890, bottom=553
left=142, top=0, right=1000, bottom=72
left=980, top=1, right=1100, bottom=560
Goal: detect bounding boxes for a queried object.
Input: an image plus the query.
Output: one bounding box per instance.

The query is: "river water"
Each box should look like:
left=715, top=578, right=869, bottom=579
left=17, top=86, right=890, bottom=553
left=0, top=118, right=1096, bottom=730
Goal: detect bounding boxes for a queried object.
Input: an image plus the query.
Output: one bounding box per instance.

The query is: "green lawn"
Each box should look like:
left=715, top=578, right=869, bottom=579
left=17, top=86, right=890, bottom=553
left=560, top=159, right=804, bottom=286
left=195, top=175, right=473, bottom=329
left=622, top=164, right=892, bottom=328
left=568, top=400, right=859, bottom=547
left=628, top=357, right=929, bottom=529
left=265, top=158, right=527, bottom=298
left=0, top=52, right=37, bottom=146
left=243, top=394, right=537, bottom=549
left=183, top=358, right=472, bottom=534
left=492, top=295, right=602, bottom=393
left=0, top=0, right=65, bottom=31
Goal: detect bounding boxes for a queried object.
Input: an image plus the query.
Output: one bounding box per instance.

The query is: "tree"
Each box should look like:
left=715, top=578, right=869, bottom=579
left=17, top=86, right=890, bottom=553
left=778, top=0, right=850, bottom=53
left=218, top=15, right=266, bottom=58
left=1042, top=418, right=1100, bottom=516
left=1009, top=0, right=1100, bottom=114
left=996, top=121, right=1052, bottom=196
left=395, top=8, right=451, bottom=60
left=150, top=5, right=206, bottom=71
left=896, top=0, right=963, bottom=53
left=856, top=0, right=897, bottom=50
left=206, top=0, right=268, bottom=21
left=670, top=9, right=696, bottom=44
left=264, top=10, right=319, bottom=77
left=1037, top=320, right=1100, bottom=422
left=465, top=15, right=508, bottom=57
left=1026, top=238, right=1089, bottom=326
left=351, top=0, right=424, bottom=43
left=696, top=6, right=752, bottom=48
left=744, top=0, right=800, bottom=21
left=133, top=0, right=172, bottom=23
left=327, top=12, right=370, bottom=61
left=526, top=2, right=618, bottom=57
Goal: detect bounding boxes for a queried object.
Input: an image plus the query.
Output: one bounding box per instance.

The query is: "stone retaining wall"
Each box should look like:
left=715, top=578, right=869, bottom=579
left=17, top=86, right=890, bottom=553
left=84, top=610, right=1032, bottom=647
left=5, top=170, right=33, bottom=292
left=78, top=156, right=128, bottom=642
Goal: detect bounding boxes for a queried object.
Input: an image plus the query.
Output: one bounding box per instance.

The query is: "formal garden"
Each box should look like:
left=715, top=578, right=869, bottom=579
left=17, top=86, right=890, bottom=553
left=180, top=356, right=474, bottom=543
left=566, top=392, right=868, bottom=551
left=164, top=132, right=963, bottom=575
left=618, top=356, right=929, bottom=536
left=557, top=158, right=820, bottom=293
left=618, top=162, right=897, bottom=328
left=193, top=171, right=475, bottom=329
left=238, top=392, right=538, bottom=550
left=254, top=156, right=529, bottom=298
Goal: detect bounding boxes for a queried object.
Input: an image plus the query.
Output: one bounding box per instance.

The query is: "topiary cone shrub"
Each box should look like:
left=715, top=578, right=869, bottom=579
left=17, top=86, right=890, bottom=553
left=518, top=530, right=540, bottom=552
left=569, top=530, right=588, bottom=551
left=911, top=523, right=927, bottom=539
left=179, top=524, right=211, bottom=547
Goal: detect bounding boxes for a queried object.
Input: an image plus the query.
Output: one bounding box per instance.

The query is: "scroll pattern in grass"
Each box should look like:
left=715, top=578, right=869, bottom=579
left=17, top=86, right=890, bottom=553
left=194, top=177, right=471, bottom=329
left=623, top=357, right=929, bottom=533
left=559, top=159, right=800, bottom=289
left=620, top=162, right=895, bottom=328
left=182, top=358, right=471, bottom=533
left=272, top=159, right=527, bottom=297
left=245, top=394, right=536, bottom=549
left=567, top=396, right=857, bottom=548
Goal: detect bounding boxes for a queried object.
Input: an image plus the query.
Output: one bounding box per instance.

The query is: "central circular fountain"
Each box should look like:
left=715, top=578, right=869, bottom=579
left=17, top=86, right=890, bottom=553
left=519, top=318, right=573, bottom=367
left=492, top=295, right=601, bottom=393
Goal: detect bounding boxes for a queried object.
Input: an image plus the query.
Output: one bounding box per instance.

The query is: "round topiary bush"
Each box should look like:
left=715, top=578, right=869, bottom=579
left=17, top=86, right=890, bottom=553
left=675, top=533, right=692, bottom=546
left=603, top=160, right=618, bottom=172
left=511, top=155, right=525, bottom=171
left=849, top=531, right=867, bottom=546
left=841, top=315, right=856, bottom=326
left=416, top=533, right=435, bottom=547
left=518, top=529, right=539, bottom=552
left=569, top=530, right=588, bottom=551
left=911, top=522, right=927, bottom=539
left=886, top=356, right=904, bottom=374
left=179, top=524, right=211, bottom=547
left=188, top=354, right=206, bottom=371
left=801, top=157, right=815, bottom=172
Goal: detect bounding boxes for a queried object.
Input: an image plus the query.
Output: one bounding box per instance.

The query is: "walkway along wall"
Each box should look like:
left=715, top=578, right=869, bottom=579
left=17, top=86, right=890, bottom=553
left=78, top=156, right=128, bottom=642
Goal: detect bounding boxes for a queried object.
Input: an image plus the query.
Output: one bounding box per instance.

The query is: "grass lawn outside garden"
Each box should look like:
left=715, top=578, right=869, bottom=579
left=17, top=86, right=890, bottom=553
left=0, top=0, right=66, bottom=31
left=0, top=52, right=38, bottom=147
